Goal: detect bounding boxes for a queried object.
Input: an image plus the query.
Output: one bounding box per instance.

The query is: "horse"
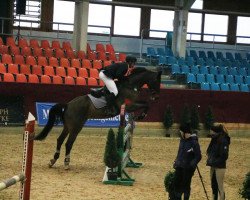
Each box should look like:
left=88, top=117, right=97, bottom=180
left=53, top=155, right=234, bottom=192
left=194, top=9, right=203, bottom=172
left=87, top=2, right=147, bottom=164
left=34, top=67, right=162, bottom=169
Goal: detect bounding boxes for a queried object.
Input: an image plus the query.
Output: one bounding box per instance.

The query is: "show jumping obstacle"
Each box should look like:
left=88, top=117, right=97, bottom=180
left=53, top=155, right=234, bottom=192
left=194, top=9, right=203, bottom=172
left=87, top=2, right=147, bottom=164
left=103, top=104, right=142, bottom=186
left=0, top=113, right=35, bottom=200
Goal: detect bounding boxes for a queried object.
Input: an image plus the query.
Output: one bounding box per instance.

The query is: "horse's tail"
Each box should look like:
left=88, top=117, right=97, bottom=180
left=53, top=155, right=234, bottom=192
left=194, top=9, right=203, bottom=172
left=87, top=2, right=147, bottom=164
left=34, top=103, right=67, bottom=141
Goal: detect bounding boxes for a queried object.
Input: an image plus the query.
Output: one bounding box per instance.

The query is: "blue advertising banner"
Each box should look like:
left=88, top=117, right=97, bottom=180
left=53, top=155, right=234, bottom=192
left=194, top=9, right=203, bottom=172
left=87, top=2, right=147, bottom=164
left=36, top=102, right=126, bottom=127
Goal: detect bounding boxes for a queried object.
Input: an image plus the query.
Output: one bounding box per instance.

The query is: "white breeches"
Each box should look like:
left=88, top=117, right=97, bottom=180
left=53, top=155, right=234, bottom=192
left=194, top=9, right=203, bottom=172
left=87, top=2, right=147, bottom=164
left=99, top=71, right=118, bottom=96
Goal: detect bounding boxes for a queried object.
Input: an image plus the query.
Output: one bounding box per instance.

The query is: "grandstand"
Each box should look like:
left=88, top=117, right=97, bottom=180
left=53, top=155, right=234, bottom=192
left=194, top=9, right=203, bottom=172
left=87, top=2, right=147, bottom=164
left=0, top=0, right=250, bottom=125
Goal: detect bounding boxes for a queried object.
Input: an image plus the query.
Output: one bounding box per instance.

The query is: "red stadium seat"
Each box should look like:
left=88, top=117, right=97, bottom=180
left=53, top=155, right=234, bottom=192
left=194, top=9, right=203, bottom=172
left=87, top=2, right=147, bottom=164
left=44, top=65, right=55, bottom=76
left=18, top=38, right=29, bottom=48
left=27, top=74, right=39, bottom=83
left=87, top=77, right=98, bottom=86
left=2, top=54, right=13, bottom=64
left=20, top=64, right=31, bottom=75
left=82, top=59, right=92, bottom=69
left=52, top=75, right=63, bottom=84
left=52, top=40, right=61, bottom=49
left=41, top=40, right=51, bottom=49
left=29, top=39, right=40, bottom=49
left=77, top=50, right=86, bottom=60
left=67, top=67, right=78, bottom=78
left=55, top=66, right=66, bottom=77
left=31, top=65, right=43, bottom=75
left=6, top=37, right=16, bottom=47
left=64, top=76, right=75, bottom=85
left=75, top=77, right=86, bottom=85
left=92, top=60, right=103, bottom=70
left=26, top=55, right=37, bottom=66
left=1, top=73, right=15, bottom=82
left=71, top=58, right=81, bottom=68
left=13, top=55, right=25, bottom=65
left=37, top=56, right=48, bottom=66
left=7, top=63, right=19, bottom=74
left=78, top=68, right=88, bottom=78
left=40, top=75, right=51, bottom=84
left=60, top=57, right=70, bottom=68
left=15, top=73, right=27, bottom=83
left=0, top=45, right=10, bottom=54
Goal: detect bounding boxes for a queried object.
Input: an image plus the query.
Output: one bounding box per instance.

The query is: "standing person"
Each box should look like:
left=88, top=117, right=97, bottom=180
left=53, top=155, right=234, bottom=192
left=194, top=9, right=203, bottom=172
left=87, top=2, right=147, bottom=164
left=99, top=55, right=137, bottom=114
left=173, top=123, right=202, bottom=200
left=206, top=124, right=230, bottom=200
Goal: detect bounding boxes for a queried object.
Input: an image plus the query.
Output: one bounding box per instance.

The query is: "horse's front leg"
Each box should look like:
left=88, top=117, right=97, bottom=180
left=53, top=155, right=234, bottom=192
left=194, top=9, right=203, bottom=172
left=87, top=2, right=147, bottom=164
left=126, top=101, right=149, bottom=120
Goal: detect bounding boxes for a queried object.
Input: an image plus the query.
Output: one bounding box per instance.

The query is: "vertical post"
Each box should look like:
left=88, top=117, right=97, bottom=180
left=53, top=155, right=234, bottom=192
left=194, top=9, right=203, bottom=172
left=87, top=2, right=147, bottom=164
left=120, top=104, right=126, bottom=128
left=20, top=113, right=35, bottom=200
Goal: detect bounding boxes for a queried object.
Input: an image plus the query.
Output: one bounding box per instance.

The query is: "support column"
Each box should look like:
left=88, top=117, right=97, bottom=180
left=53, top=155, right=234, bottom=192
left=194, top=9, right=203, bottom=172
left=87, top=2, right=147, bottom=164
left=73, top=0, right=89, bottom=52
left=172, top=0, right=194, bottom=58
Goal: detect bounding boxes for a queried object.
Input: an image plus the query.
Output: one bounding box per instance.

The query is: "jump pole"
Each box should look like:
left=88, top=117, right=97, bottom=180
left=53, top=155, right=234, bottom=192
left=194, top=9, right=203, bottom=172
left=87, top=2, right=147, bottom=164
left=19, top=112, right=35, bottom=200
left=0, top=174, right=25, bottom=191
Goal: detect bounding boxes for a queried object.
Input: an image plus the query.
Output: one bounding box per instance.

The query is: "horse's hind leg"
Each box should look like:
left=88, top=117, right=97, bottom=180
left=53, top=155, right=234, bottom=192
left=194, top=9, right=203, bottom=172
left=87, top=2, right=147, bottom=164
left=49, top=127, right=68, bottom=168
left=64, top=126, right=83, bottom=170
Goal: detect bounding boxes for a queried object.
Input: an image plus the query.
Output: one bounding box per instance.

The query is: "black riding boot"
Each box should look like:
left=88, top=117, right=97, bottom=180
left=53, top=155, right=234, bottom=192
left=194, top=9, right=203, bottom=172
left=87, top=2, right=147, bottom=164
left=105, top=92, right=118, bottom=116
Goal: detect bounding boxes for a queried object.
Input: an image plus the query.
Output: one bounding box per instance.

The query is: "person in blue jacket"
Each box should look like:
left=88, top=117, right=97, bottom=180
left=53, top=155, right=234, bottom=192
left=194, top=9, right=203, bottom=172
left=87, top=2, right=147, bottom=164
left=172, top=123, right=202, bottom=200
left=99, top=56, right=137, bottom=114
left=206, top=124, right=230, bottom=200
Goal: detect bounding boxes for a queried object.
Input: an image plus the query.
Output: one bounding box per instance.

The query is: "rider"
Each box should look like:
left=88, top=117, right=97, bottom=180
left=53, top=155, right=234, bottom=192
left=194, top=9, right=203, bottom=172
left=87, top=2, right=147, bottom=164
left=99, top=55, right=137, bottom=115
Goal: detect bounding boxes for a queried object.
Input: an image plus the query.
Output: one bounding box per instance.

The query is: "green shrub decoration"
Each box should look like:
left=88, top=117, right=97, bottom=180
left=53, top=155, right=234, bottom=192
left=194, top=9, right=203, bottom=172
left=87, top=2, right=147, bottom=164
left=204, top=106, right=215, bottom=130
left=190, top=105, right=200, bottom=130
left=104, top=128, right=121, bottom=170
left=164, top=170, right=175, bottom=193
left=239, top=172, right=250, bottom=199
left=163, top=105, right=174, bottom=130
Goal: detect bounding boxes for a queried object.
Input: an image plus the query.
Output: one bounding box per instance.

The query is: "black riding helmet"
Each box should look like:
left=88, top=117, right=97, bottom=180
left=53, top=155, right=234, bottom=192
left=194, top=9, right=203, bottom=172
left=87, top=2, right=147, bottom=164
left=126, top=55, right=137, bottom=63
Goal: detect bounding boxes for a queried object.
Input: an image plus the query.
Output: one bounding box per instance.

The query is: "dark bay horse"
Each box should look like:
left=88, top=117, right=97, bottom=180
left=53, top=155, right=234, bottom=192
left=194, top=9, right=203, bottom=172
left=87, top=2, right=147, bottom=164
left=34, top=67, right=162, bottom=169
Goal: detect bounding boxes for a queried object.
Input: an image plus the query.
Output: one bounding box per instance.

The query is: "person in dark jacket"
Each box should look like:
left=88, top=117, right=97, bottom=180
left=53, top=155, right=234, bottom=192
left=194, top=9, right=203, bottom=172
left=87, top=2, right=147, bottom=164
left=206, top=124, right=230, bottom=200
left=172, top=123, right=202, bottom=200
left=99, top=55, right=137, bottom=114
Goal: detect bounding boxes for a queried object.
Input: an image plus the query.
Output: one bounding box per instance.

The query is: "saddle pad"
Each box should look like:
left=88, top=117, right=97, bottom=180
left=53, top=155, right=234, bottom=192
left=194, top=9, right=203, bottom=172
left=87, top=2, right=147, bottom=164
left=87, top=94, right=107, bottom=109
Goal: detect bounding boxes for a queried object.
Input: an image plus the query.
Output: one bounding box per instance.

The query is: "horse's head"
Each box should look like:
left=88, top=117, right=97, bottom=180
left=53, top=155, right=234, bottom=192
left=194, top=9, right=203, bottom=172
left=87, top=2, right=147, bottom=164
left=128, top=67, right=162, bottom=101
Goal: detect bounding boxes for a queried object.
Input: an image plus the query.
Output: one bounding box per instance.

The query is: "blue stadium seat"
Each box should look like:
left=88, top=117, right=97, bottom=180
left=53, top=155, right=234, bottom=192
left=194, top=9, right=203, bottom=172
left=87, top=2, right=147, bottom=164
left=205, top=58, right=215, bottom=66
left=231, top=61, right=240, bottom=68
left=196, top=74, right=206, bottom=84
left=226, top=52, right=235, bottom=62
left=196, top=58, right=206, bottom=66
left=186, top=73, right=196, bottom=84
left=190, top=50, right=199, bottom=60
left=200, top=82, right=210, bottom=90
left=239, top=84, right=249, bottom=92
left=235, top=53, right=243, bottom=61
left=234, top=75, right=244, bottom=84
left=207, top=51, right=216, bottom=61
left=180, top=65, right=190, bottom=74
left=245, top=76, right=250, bottom=85
left=230, top=83, right=240, bottom=92
left=220, top=83, right=230, bottom=91
left=238, top=68, right=247, bottom=77
left=246, top=53, right=250, bottom=61
left=200, top=65, right=209, bottom=74
left=186, top=56, right=195, bottom=66
left=147, top=47, right=158, bottom=62
left=158, top=56, right=167, bottom=66
left=167, top=56, right=178, bottom=66
left=215, top=74, right=225, bottom=84
left=225, top=75, right=235, bottom=84
left=190, top=65, right=200, bottom=75
left=209, top=66, right=219, bottom=75
left=216, top=51, right=225, bottom=60
left=156, top=47, right=165, bottom=56
left=171, top=64, right=181, bottom=75
left=210, top=82, right=220, bottom=91
left=228, top=67, right=239, bottom=76
left=218, top=66, right=228, bottom=75
left=215, top=59, right=225, bottom=67
left=198, top=50, right=207, bottom=60
left=177, top=57, right=186, bottom=66
left=165, top=47, right=174, bottom=57
left=206, top=74, right=215, bottom=83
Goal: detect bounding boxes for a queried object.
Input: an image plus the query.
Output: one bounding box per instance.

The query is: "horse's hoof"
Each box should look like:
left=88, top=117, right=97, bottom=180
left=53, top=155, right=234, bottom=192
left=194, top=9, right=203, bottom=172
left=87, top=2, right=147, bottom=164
left=48, top=159, right=56, bottom=168
left=64, top=165, right=70, bottom=170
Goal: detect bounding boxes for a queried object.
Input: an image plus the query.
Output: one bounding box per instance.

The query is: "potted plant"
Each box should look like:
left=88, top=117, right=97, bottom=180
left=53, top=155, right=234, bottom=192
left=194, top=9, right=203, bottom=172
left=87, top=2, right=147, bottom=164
left=239, top=172, right=250, bottom=200
left=204, top=106, right=215, bottom=136
left=164, top=170, right=175, bottom=200
left=190, top=105, right=200, bottom=131
left=179, top=104, right=190, bottom=134
left=163, top=105, right=174, bottom=137
left=104, top=128, right=121, bottom=180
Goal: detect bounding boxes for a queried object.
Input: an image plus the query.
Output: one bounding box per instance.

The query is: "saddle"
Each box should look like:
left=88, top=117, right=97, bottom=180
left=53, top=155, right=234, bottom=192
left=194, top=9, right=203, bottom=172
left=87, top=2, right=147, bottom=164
left=90, top=87, right=107, bottom=98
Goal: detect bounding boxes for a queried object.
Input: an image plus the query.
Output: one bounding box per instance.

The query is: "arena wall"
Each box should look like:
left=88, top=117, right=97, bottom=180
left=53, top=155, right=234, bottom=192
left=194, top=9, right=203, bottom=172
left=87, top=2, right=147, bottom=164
left=0, top=82, right=249, bottom=124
